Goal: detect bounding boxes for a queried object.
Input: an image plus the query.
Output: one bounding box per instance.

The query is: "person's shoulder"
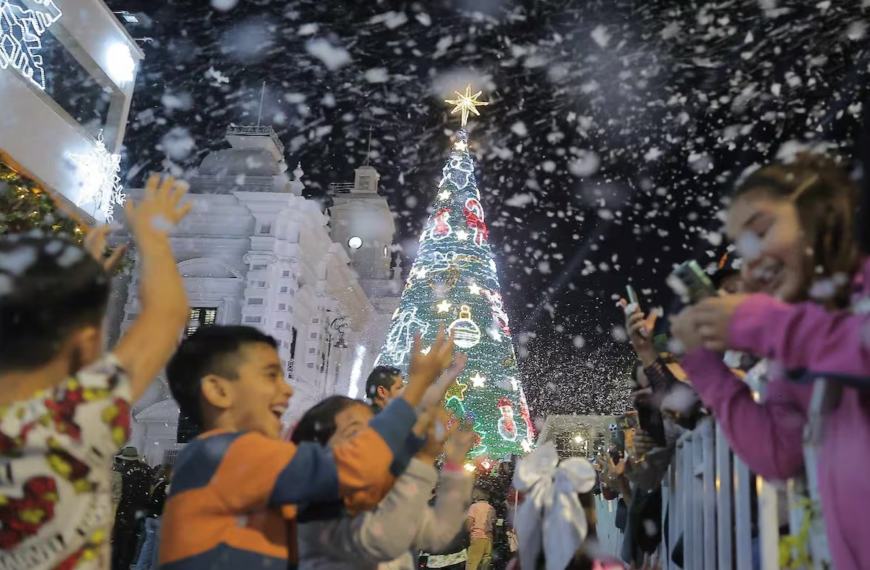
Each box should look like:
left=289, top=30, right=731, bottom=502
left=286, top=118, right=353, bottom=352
left=75, top=353, right=130, bottom=396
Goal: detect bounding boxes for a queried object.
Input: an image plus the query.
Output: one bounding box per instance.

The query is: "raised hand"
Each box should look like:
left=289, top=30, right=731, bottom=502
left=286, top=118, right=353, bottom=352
left=83, top=224, right=126, bottom=273
left=125, top=174, right=192, bottom=240
left=403, top=326, right=458, bottom=406
left=444, top=421, right=476, bottom=466
left=619, top=298, right=658, bottom=365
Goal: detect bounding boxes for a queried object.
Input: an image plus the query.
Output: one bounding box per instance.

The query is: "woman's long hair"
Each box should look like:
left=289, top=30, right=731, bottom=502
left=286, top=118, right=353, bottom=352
left=734, top=153, right=861, bottom=309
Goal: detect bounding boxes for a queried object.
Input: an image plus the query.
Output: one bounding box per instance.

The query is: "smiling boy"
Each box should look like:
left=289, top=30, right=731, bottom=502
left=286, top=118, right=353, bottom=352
left=159, top=325, right=458, bottom=570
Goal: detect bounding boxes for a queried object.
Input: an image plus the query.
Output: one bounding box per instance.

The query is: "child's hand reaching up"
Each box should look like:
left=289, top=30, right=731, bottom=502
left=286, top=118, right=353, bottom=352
left=444, top=421, right=476, bottom=467
left=403, top=326, right=456, bottom=406
left=411, top=352, right=468, bottom=439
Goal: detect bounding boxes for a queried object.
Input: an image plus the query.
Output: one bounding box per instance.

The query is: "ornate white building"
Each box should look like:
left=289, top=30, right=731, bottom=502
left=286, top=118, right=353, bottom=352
left=107, top=125, right=402, bottom=466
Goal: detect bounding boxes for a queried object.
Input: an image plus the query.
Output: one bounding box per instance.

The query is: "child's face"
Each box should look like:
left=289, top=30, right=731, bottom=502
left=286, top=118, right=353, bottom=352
left=727, top=193, right=807, bottom=303
left=219, top=342, right=293, bottom=439
left=328, top=402, right=373, bottom=448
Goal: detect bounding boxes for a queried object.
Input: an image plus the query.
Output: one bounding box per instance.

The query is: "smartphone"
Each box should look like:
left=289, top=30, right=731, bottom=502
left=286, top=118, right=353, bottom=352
left=667, top=260, right=719, bottom=304
left=626, top=285, right=640, bottom=308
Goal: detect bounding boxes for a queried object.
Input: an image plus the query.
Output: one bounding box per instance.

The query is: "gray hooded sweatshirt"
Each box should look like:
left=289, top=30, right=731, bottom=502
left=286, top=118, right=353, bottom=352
left=298, top=458, right=474, bottom=570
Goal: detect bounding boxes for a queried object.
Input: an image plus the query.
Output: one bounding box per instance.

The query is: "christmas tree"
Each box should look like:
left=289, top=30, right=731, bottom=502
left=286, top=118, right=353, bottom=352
left=377, top=86, right=534, bottom=458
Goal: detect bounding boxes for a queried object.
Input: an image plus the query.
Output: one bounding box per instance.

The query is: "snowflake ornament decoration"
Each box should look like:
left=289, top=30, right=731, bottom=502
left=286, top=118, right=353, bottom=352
left=69, top=133, right=126, bottom=223
left=0, top=0, right=63, bottom=90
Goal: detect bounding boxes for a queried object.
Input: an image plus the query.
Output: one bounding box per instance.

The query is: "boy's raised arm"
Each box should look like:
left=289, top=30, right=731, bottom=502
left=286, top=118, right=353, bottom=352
left=112, top=175, right=191, bottom=402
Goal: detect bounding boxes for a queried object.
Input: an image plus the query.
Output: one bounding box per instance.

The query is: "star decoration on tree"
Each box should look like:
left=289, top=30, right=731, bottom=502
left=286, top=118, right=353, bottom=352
left=438, top=190, right=451, bottom=200
left=456, top=230, right=469, bottom=240
left=445, top=379, right=468, bottom=401
left=445, top=84, right=490, bottom=127
left=521, top=439, right=533, bottom=453
left=454, top=140, right=468, bottom=151
left=436, top=300, right=452, bottom=313
left=470, top=372, right=486, bottom=387
left=469, top=283, right=482, bottom=295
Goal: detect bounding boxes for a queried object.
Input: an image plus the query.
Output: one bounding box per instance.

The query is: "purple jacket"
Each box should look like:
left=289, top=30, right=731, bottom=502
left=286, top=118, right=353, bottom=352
left=681, top=259, right=870, bottom=570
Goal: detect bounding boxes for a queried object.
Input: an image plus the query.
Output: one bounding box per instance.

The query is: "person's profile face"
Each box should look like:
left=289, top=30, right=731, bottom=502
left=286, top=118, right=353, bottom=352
left=379, top=374, right=404, bottom=404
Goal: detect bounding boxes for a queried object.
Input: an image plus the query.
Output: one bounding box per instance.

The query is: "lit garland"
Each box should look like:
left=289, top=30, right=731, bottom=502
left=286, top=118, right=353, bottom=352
left=377, top=91, right=534, bottom=458
left=0, top=0, right=63, bottom=90
left=0, top=161, right=128, bottom=272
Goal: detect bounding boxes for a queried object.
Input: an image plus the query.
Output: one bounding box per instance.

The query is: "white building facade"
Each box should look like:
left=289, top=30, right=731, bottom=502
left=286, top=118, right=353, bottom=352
left=0, top=0, right=143, bottom=223
left=108, top=126, right=402, bottom=466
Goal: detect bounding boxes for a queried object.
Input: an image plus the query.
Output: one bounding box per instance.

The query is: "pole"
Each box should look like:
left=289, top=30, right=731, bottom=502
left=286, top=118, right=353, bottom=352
left=256, top=81, right=266, bottom=127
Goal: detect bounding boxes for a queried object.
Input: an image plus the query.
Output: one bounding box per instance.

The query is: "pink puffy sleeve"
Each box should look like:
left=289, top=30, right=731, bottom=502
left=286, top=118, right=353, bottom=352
left=728, top=293, right=870, bottom=382
left=680, top=349, right=807, bottom=481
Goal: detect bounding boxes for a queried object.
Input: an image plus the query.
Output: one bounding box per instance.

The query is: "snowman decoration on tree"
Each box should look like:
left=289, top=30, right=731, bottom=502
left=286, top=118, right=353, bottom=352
left=497, top=397, right=526, bottom=442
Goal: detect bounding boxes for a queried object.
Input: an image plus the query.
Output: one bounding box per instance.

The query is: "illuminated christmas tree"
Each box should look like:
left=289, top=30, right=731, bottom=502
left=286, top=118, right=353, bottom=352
left=377, top=86, right=534, bottom=458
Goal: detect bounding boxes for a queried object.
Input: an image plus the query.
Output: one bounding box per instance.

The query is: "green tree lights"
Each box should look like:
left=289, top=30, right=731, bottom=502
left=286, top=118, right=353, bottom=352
left=377, top=89, right=534, bottom=458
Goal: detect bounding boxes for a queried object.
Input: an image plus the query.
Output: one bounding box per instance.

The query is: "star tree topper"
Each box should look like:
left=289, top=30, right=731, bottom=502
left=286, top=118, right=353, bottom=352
left=445, top=84, right=489, bottom=127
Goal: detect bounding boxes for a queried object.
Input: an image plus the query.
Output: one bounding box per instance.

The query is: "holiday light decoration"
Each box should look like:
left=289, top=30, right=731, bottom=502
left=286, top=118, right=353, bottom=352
left=445, top=84, right=490, bottom=127
left=0, top=0, right=63, bottom=90
left=69, top=133, right=126, bottom=223
left=377, top=87, right=533, bottom=457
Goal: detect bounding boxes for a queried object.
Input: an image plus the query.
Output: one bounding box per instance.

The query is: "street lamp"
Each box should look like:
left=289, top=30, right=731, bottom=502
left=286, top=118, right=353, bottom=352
left=573, top=434, right=584, bottom=444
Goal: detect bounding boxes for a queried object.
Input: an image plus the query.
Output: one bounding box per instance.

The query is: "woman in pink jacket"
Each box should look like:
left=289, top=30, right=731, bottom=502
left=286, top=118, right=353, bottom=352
left=671, top=153, right=870, bottom=570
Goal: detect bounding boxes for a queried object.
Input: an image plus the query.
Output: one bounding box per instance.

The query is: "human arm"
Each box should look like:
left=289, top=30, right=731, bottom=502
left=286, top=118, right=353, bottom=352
left=213, top=398, right=421, bottom=511
left=413, top=435, right=476, bottom=552
left=619, top=298, right=659, bottom=367
left=694, top=293, right=870, bottom=383
left=680, top=349, right=807, bottom=481
left=304, top=459, right=442, bottom=563
left=112, top=175, right=191, bottom=402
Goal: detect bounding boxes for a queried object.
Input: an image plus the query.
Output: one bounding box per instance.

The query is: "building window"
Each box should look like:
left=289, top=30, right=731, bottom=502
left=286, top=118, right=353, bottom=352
left=260, top=223, right=272, bottom=234
left=279, top=303, right=286, bottom=310
left=280, top=286, right=288, bottom=293
left=282, top=270, right=291, bottom=277
left=358, top=175, right=371, bottom=190
left=252, top=264, right=267, bottom=270
left=247, top=298, right=264, bottom=305
left=244, top=316, right=262, bottom=324
left=186, top=307, right=218, bottom=337
left=276, top=321, right=284, bottom=328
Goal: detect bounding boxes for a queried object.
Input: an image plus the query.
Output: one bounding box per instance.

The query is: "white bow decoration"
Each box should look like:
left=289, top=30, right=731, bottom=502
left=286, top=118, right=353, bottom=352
left=512, top=442, right=597, bottom=570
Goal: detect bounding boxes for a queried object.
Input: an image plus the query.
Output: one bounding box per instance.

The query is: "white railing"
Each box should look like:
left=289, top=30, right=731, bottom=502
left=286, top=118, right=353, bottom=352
left=595, top=401, right=833, bottom=570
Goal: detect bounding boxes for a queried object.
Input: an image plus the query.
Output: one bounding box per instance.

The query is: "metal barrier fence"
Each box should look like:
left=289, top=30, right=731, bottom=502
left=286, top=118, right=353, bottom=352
left=595, top=404, right=833, bottom=570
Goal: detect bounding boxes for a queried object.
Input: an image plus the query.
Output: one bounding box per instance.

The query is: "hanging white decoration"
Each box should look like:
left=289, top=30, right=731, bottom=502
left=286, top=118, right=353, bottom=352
left=0, top=0, right=63, bottom=90
left=69, top=133, right=126, bottom=223
left=448, top=305, right=481, bottom=349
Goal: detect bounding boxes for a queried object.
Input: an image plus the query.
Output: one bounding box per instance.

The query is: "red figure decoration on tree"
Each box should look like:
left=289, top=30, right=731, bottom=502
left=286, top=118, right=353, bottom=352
left=463, top=198, right=489, bottom=246
left=431, top=208, right=452, bottom=240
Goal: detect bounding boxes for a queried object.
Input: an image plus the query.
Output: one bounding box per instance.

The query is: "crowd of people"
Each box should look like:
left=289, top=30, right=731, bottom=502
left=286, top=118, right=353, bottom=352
left=1, top=151, right=868, bottom=570
left=596, top=153, right=870, bottom=570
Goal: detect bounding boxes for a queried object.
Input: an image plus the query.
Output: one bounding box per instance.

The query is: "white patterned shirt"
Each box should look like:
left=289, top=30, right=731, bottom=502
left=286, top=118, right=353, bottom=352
left=0, top=355, right=131, bottom=570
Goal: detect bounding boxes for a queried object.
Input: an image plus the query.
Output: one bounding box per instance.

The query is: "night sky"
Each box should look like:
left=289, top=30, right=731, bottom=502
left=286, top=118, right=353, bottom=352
left=104, top=0, right=867, bottom=418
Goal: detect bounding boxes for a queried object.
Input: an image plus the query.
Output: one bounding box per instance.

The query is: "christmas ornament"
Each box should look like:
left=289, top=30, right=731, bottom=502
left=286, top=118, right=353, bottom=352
left=497, top=397, right=519, bottom=442
left=69, top=132, right=126, bottom=223
left=470, top=372, right=486, bottom=387
left=0, top=0, right=63, bottom=90
left=436, top=300, right=452, bottom=313
left=445, top=378, right=468, bottom=401
left=463, top=198, right=489, bottom=246
left=430, top=208, right=452, bottom=240
left=445, top=84, right=490, bottom=127
left=448, top=305, right=481, bottom=349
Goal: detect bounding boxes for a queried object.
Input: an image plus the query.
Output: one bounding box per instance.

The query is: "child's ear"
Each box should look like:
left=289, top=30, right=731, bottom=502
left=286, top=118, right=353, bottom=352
left=201, top=374, right=232, bottom=410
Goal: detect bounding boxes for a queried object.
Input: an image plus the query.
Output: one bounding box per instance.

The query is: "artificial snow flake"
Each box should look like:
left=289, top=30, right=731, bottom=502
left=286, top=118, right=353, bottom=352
left=69, top=134, right=126, bottom=223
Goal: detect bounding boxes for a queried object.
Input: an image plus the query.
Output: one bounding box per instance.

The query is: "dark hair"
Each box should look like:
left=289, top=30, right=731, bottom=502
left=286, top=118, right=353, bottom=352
left=365, top=365, right=402, bottom=403
left=166, top=325, right=278, bottom=429
left=0, top=234, right=109, bottom=373
left=290, top=395, right=363, bottom=446
left=733, top=153, right=861, bottom=308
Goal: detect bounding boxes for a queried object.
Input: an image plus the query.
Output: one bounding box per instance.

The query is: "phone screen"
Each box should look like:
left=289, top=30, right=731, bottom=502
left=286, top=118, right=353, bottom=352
left=626, top=285, right=639, bottom=307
